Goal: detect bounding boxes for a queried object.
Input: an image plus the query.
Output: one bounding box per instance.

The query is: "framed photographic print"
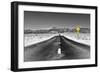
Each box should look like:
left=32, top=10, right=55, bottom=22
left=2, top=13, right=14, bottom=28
left=11, top=1, right=98, bottom=72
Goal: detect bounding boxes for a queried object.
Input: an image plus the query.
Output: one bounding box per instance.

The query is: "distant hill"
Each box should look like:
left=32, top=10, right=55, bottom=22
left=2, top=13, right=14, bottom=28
left=24, top=29, right=33, bottom=34
left=24, top=27, right=90, bottom=34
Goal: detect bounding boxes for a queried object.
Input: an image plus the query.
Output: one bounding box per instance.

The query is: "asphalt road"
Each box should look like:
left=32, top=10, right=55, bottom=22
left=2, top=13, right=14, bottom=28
left=24, top=35, right=90, bottom=62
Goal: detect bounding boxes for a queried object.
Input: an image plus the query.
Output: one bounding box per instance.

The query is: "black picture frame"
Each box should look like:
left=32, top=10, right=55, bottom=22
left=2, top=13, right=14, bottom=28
left=11, top=1, right=98, bottom=72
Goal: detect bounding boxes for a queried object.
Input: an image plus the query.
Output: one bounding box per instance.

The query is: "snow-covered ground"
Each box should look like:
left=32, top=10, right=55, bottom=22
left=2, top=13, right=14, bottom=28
left=24, top=33, right=58, bottom=47
left=24, top=32, right=90, bottom=47
left=61, top=32, right=90, bottom=46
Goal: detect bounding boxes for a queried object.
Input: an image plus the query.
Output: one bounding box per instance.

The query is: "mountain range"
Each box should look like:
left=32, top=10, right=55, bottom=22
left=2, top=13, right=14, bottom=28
left=24, top=27, right=90, bottom=34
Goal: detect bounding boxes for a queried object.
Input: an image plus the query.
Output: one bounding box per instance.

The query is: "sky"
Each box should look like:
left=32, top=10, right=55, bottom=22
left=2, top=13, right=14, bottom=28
left=24, top=11, right=90, bottom=30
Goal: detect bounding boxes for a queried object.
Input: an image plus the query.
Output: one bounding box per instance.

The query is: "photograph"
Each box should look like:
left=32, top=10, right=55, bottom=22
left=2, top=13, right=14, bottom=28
left=11, top=1, right=97, bottom=71
left=24, top=11, right=90, bottom=62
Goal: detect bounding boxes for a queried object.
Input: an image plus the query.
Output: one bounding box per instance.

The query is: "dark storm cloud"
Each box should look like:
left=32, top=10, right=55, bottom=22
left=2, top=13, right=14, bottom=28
left=24, top=11, right=90, bottom=30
